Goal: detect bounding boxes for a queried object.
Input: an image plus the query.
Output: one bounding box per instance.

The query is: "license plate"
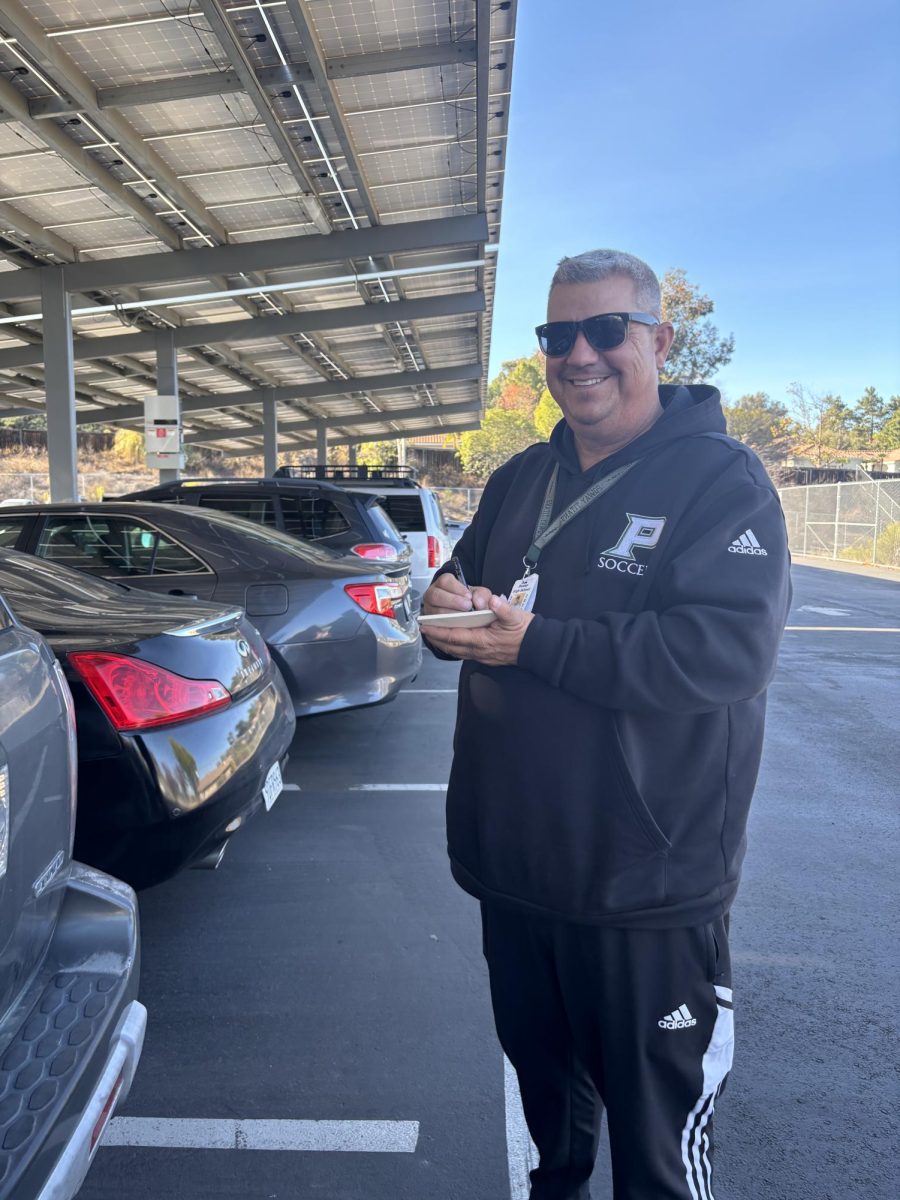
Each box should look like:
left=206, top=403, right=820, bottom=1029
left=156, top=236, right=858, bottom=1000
left=262, top=761, right=283, bottom=811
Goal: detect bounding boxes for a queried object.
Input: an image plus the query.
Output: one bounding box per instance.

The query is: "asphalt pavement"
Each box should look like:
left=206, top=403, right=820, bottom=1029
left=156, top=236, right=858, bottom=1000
left=80, top=563, right=898, bottom=1200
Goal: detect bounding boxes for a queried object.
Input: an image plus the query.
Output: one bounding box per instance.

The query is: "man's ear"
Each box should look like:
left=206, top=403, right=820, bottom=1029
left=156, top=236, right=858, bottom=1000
left=654, top=321, right=676, bottom=371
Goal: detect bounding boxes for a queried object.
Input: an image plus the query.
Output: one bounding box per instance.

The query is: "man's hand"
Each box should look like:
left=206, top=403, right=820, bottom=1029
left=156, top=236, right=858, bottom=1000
left=420, top=592, right=534, bottom=667
left=422, top=571, right=492, bottom=615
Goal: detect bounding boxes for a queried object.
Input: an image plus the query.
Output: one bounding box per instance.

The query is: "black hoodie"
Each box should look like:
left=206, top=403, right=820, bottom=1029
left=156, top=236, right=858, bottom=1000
left=441, top=385, right=791, bottom=928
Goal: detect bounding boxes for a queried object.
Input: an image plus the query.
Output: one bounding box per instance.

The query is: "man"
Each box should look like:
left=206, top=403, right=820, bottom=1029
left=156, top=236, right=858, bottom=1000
left=421, top=249, right=791, bottom=1199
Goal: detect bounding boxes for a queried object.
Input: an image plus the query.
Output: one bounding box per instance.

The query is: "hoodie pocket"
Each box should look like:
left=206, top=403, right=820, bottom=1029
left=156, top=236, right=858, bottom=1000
left=607, top=716, right=671, bottom=854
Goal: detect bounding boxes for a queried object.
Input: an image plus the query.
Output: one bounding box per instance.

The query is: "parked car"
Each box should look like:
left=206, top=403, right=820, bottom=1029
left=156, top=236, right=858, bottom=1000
left=0, top=548, right=295, bottom=890
left=0, top=587, right=145, bottom=1199
left=116, top=476, right=413, bottom=568
left=276, top=465, right=454, bottom=594
left=0, top=502, right=422, bottom=718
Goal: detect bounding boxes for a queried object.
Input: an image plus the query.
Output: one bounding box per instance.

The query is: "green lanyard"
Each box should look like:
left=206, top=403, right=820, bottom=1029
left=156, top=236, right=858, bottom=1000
left=523, top=460, right=638, bottom=574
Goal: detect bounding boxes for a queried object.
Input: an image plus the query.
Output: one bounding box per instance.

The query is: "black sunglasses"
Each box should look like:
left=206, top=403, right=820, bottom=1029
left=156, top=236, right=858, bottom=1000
left=535, top=311, right=660, bottom=357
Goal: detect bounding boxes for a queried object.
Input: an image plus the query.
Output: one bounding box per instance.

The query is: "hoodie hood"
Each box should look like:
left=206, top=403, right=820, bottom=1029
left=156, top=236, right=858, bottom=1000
left=549, top=384, right=726, bottom=477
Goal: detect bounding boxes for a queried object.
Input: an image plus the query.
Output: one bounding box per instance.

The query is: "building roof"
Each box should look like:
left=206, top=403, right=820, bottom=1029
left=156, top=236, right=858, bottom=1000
left=0, top=0, right=517, bottom=457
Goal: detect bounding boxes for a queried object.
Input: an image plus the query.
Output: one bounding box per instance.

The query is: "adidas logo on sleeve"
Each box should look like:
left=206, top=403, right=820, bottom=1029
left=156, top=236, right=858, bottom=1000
left=728, top=529, right=768, bottom=555
left=658, top=1004, right=697, bottom=1030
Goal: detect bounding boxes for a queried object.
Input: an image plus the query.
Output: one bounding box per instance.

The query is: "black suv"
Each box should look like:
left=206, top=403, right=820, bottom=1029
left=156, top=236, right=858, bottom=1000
left=117, top=477, right=412, bottom=568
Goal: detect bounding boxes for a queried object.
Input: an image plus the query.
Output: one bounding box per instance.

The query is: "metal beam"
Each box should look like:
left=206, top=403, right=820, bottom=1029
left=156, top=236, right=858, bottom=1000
left=315, top=421, right=328, bottom=462
left=25, top=42, right=478, bottom=116
left=228, top=417, right=480, bottom=458
left=0, top=214, right=488, bottom=303
left=169, top=367, right=482, bottom=439
left=186, top=397, right=483, bottom=448
left=193, top=0, right=331, bottom=236
left=40, top=268, right=77, bottom=502
left=0, top=0, right=233, bottom=247
left=85, top=363, right=483, bottom=427
left=155, top=331, right=181, bottom=483
left=0, top=290, right=484, bottom=371
left=262, top=393, right=278, bottom=477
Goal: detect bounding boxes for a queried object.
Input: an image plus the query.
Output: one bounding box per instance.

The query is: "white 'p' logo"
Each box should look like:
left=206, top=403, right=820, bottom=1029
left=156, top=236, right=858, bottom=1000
left=603, top=514, right=666, bottom=560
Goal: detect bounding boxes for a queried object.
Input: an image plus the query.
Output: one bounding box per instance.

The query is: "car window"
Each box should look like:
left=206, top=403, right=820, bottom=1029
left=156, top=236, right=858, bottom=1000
left=197, top=493, right=278, bottom=527
left=427, top=491, right=449, bottom=536
left=0, top=517, right=26, bottom=548
left=36, top=515, right=209, bottom=577
left=366, top=502, right=404, bottom=544
left=279, top=494, right=351, bottom=540
left=378, top=494, right=427, bottom=533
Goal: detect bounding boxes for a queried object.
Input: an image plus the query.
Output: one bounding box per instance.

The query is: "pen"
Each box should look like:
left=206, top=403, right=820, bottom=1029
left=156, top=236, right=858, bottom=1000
left=450, top=556, right=469, bottom=590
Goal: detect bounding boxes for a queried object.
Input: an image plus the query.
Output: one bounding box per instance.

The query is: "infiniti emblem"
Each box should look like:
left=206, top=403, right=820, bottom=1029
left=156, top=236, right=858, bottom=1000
left=236, top=639, right=251, bottom=657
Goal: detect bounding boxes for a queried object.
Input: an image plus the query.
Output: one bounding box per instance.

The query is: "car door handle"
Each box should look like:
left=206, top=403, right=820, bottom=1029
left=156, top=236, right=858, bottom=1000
left=168, top=588, right=196, bottom=597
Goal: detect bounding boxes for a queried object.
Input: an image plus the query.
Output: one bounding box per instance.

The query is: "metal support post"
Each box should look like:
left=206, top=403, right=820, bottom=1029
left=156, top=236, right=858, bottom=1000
left=832, top=483, right=841, bottom=560
left=263, top=392, right=278, bottom=477
left=40, top=267, right=78, bottom=502
left=155, top=331, right=181, bottom=482
left=397, top=438, right=407, bottom=467
left=316, top=421, right=328, bottom=463
left=347, top=444, right=357, bottom=465
left=873, top=482, right=882, bottom=564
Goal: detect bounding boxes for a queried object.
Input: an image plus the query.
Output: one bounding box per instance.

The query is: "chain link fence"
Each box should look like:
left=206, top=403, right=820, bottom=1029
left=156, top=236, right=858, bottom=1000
left=431, top=486, right=484, bottom=525
left=778, top=478, right=900, bottom=568
left=0, top=472, right=156, bottom=503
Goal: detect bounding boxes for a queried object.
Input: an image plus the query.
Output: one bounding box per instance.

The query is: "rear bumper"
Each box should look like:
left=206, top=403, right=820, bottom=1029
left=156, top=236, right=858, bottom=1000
left=0, top=863, right=144, bottom=1200
left=272, top=616, right=422, bottom=716
left=74, top=672, right=296, bottom=888
left=35, top=1001, right=146, bottom=1200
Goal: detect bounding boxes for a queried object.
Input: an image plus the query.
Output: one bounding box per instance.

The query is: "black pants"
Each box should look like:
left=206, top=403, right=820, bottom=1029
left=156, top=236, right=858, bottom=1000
left=481, top=904, right=733, bottom=1200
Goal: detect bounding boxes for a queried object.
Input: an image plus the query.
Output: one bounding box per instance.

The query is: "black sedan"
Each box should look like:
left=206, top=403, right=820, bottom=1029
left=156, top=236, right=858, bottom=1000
left=0, top=548, right=296, bottom=890
left=0, top=501, right=422, bottom=716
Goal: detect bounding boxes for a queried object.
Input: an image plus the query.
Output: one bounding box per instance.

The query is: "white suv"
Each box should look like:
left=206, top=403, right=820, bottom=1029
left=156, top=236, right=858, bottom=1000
left=278, top=466, right=454, bottom=595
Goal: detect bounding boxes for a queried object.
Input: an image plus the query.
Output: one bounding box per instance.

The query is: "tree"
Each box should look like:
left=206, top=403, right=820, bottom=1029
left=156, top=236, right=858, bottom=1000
left=488, top=353, right=544, bottom=413
left=787, top=383, right=855, bottom=465
left=873, top=402, right=900, bottom=455
left=721, top=393, right=795, bottom=464
left=113, top=428, right=144, bottom=466
left=850, top=386, right=888, bottom=449
left=533, top=388, right=563, bottom=440
left=660, top=269, right=735, bottom=384
left=355, top=440, right=398, bottom=467
left=458, top=408, right=538, bottom=478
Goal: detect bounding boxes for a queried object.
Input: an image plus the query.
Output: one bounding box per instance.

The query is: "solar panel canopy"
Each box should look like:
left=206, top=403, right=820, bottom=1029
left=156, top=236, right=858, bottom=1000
left=0, top=0, right=517, bottom=458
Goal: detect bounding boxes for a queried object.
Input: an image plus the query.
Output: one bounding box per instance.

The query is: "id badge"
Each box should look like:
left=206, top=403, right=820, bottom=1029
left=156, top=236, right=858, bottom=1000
left=508, top=571, right=539, bottom=613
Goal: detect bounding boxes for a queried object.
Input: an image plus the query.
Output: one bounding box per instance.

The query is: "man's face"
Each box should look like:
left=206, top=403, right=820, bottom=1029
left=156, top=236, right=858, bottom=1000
left=544, top=275, right=671, bottom=450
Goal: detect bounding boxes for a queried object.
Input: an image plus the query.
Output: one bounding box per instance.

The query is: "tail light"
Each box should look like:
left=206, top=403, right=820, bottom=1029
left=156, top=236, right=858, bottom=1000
left=69, top=652, right=231, bottom=732
left=350, top=542, right=399, bottom=561
left=344, top=582, right=404, bottom=619
left=427, top=535, right=441, bottom=568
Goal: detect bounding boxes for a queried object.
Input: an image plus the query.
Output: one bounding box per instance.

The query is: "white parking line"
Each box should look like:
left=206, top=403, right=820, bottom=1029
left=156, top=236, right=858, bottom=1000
left=282, top=783, right=301, bottom=792
left=103, top=1117, right=419, bottom=1153
left=348, top=784, right=447, bottom=791
left=504, top=1055, right=538, bottom=1199
left=400, top=689, right=458, bottom=694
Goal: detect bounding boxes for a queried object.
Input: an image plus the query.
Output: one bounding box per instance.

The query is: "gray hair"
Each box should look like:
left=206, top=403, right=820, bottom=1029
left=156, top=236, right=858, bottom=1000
left=550, top=249, right=662, bottom=317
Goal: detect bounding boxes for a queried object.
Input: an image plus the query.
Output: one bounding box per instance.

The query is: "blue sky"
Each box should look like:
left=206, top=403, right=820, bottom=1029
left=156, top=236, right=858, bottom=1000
left=488, top=0, right=900, bottom=409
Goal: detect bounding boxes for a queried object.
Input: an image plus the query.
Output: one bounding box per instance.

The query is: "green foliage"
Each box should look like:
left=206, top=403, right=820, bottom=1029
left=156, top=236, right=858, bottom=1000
left=488, top=353, right=544, bottom=407
left=458, top=409, right=538, bottom=477
left=722, top=393, right=795, bottom=464
left=660, top=268, right=735, bottom=384
left=873, top=404, right=900, bottom=454
left=355, top=440, right=398, bottom=467
left=533, top=388, right=563, bottom=440
left=840, top=521, right=900, bottom=568
left=113, top=428, right=144, bottom=466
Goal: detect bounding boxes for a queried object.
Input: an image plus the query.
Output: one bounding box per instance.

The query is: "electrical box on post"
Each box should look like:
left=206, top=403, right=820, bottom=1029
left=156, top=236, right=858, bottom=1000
left=144, top=394, right=184, bottom=469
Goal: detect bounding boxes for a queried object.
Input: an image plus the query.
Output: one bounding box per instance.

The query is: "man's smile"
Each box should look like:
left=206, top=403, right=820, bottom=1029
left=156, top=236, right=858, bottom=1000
left=566, top=374, right=614, bottom=387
